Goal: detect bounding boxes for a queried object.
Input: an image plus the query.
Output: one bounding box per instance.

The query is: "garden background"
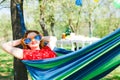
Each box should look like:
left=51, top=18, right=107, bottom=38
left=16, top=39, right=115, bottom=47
left=0, top=0, right=120, bottom=80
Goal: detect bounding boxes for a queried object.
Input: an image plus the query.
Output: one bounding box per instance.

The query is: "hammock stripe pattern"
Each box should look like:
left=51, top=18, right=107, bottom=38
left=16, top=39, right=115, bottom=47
left=22, top=28, right=120, bottom=80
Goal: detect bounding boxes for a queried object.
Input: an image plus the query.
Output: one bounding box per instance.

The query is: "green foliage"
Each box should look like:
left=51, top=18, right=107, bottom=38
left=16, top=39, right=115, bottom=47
left=22, top=0, right=120, bottom=39
left=0, top=14, right=12, bottom=41
left=93, top=18, right=120, bottom=38
left=0, top=0, right=120, bottom=39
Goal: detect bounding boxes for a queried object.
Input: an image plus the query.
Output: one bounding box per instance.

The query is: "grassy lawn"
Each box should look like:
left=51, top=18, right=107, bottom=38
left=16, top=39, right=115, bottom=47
left=0, top=48, right=120, bottom=80
left=0, top=49, right=13, bottom=80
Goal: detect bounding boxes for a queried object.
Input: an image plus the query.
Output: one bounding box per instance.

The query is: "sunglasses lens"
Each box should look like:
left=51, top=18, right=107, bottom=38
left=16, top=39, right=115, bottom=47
left=24, top=38, right=31, bottom=44
left=34, top=35, right=41, bottom=41
left=24, top=35, right=41, bottom=44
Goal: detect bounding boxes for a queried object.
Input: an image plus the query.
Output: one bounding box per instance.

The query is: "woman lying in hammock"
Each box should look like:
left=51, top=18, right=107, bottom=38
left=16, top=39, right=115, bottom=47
left=2, top=30, right=57, bottom=60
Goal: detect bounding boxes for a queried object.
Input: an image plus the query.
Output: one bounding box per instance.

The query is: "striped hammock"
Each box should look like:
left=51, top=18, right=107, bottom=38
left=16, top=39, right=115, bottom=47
left=16, top=3, right=120, bottom=80
left=22, top=28, right=120, bottom=80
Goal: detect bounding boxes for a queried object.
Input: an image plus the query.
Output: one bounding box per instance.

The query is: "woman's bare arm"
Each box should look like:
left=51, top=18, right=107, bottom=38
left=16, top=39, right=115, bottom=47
left=1, top=39, right=23, bottom=59
left=43, top=36, right=57, bottom=50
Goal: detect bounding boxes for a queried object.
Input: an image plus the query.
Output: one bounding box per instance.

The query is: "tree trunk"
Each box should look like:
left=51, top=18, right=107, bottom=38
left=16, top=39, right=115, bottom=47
left=39, top=17, right=49, bottom=36
left=88, top=13, right=92, bottom=37
left=50, top=22, right=55, bottom=36
left=69, top=19, right=74, bottom=32
left=50, top=15, right=55, bottom=36
left=11, top=0, right=28, bottom=80
left=39, top=0, right=49, bottom=36
left=89, top=21, right=92, bottom=37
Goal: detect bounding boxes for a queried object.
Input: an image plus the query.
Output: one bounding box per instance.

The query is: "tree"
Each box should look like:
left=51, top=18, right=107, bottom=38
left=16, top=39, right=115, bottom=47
left=39, top=0, right=49, bottom=36
left=11, top=0, right=28, bottom=80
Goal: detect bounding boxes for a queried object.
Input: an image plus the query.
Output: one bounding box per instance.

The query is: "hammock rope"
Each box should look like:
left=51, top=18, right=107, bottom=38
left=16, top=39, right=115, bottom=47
left=16, top=4, right=27, bottom=35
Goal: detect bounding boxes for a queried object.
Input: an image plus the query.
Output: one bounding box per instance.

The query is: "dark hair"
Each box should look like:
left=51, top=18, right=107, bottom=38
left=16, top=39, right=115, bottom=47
left=21, top=30, right=45, bottom=49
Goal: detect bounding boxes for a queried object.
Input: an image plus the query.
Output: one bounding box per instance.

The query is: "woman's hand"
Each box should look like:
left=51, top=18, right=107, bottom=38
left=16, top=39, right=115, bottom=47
left=43, top=36, right=57, bottom=50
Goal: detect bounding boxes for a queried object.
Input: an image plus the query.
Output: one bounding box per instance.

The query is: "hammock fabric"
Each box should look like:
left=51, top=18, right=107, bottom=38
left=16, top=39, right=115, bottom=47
left=16, top=4, right=27, bottom=34
left=22, top=28, right=120, bottom=80
left=16, top=3, right=120, bottom=80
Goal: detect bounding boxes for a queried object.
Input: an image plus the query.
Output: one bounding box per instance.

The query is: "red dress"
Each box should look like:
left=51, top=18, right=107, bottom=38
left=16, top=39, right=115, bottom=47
left=22, top=46, right=56, bottom=60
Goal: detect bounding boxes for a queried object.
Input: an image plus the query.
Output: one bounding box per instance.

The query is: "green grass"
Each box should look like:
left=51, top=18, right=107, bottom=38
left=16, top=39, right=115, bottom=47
left=0, top=49, right=13, bottom=80
left=0, top=48, right=120, bottom=80
left=101, top=66, right=120, bottom=80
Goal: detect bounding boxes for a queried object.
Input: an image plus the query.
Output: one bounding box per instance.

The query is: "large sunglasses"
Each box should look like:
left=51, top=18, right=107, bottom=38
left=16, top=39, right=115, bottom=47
left=24, top=35, right=42, bottom=45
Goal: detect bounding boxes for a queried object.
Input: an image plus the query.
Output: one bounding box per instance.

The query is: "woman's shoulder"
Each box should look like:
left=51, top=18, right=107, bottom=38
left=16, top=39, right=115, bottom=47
left=41, top=46, right=51, bottom=50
